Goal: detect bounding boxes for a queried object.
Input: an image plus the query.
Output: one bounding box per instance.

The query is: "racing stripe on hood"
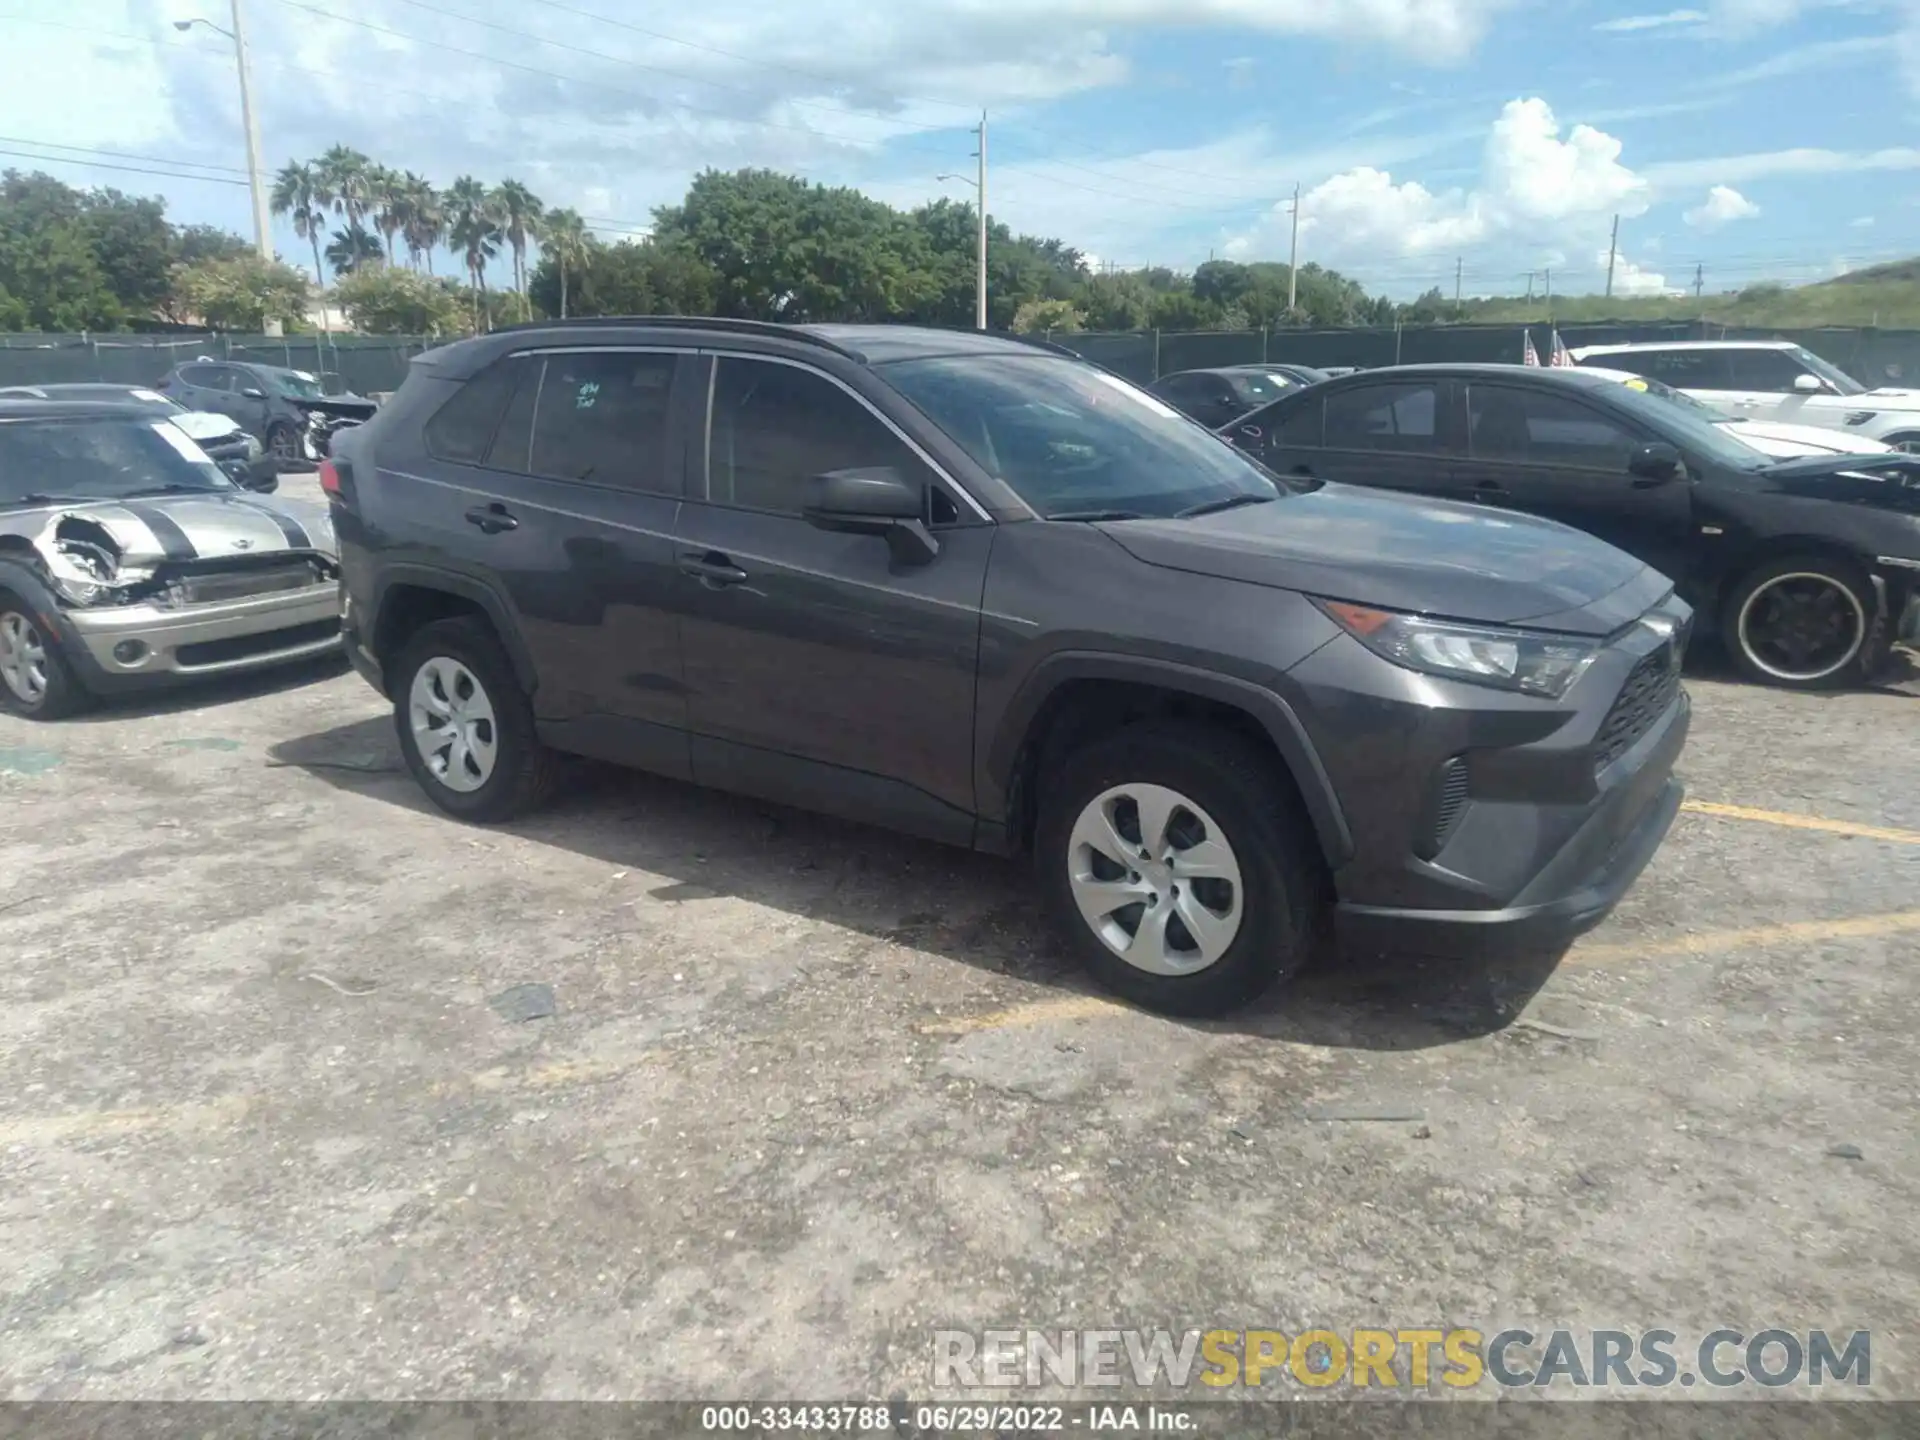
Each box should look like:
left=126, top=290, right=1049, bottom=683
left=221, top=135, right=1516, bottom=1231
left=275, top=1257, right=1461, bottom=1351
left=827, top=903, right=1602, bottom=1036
left=116, top=502, right=197, bottom=561
left=230, top=497, right=312, bottom=549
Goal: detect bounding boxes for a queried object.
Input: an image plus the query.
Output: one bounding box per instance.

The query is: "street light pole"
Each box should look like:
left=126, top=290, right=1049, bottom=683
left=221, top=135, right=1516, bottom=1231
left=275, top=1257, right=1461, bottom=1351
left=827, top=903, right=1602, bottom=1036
left=975, top=111, right=988, bottom=331
left=177, top=3, right=280, bottom=335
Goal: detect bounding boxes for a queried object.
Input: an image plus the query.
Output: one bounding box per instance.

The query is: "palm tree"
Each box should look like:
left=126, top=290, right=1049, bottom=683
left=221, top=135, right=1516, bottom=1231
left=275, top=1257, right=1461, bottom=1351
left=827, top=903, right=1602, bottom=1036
left=324, top=227, right=383, bottom=277
left=314, top=145, right=375, bottom=244
left=398, top=172, right=443, bottom=274
left=494, top=178, right=544, bottom=321
left=445, top=175, right=502, bottom=331
left=541, top=207, right=589, bottom=319
left=369, top=164, right=406, bottom=267
left=269, top=161, right=327, bottom=288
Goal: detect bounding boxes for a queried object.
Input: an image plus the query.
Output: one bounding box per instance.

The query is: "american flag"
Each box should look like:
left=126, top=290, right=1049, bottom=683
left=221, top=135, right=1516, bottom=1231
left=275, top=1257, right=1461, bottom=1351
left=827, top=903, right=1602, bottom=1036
left=1549, top=329, right=1574, bottom=367
left=1522, top=330, right=1541, bottom=366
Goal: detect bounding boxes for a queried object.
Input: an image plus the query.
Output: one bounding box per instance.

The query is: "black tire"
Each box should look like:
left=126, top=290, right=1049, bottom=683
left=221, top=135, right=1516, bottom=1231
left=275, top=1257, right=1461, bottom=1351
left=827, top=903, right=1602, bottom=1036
left=0, top=596, right=90, bottom=720
left=1879, top=431, right=1920, bottom=453
left=1722, top=553, right=1874, bottom=691
left=1035, top=721, right=1322, bottom=1017
left=391, top=616, right=558, bottom=822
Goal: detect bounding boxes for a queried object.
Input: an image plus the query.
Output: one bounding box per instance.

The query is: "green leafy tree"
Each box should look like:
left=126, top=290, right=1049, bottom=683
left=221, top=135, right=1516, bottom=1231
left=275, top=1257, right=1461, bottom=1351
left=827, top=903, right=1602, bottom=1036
left=528, top=235, right=715, bottom=318
left=0, top=170, right=123, bottom=328
left=1011, top=297, right=1083, bottom=333
left=1077, top=272, right=1155, bottom=330
left=270, top=160, right=328, bottom=286
left=173, top=224, right=251, bottom=266
left=333, top=266, right=465, bottom=335
left=171, top=253, right=310, bottom=331
left=314, top=146, right=375, bottom=236
left=493, top=178, right=544, bottom=320
left=76, top=188, right=174, bottom=317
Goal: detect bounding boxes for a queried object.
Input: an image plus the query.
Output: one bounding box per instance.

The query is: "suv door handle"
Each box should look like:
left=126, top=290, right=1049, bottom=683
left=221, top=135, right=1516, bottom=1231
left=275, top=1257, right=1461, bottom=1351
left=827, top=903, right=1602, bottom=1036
left=678, top=550, right=749, bottom=587
left=464, top=502, right=518, bottom=534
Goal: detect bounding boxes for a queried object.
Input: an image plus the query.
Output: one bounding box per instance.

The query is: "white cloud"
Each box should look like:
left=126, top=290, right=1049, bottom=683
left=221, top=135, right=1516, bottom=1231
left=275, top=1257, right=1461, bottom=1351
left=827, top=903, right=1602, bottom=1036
left=1683, top=184, right=1761, bottom=227
left=1259, top=97, right=1648, bottom=268
left=1851, top=214, right=1877, bottom=226
left=1593, top=10, right=1708, bottom=31
left=1607, top=251, right=1680, bottom=295
left=1648, top=145, right=1920, bottom=186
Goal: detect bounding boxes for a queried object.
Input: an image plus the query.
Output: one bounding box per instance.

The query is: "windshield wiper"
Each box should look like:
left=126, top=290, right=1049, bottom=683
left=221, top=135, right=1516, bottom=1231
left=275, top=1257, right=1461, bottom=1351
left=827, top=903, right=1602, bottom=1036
left=8, top=492, right=93, bottom=507
left=1046, top=509, right=1150, bottom=522
left=1179, top=492, right=1277, bottom=519
left=121, top=482, right=220, bottom=497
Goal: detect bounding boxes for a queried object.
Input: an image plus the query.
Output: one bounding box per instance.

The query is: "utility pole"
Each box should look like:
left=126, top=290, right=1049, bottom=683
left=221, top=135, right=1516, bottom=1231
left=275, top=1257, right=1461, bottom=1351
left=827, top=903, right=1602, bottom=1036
left=1544, top=268, right=1552, bottom=305
left=976, top=111, right=988, bottom=331
left=1524, top=271, right=1535, bottom=302
left=1454, top=256, right=1463, bottom=311
left=176, top=0, right=280, bottom=334
left=1286, top=184, right=1301, bottom=315
left=1604, top=214, right=1619, bottom=298
left=1694, top=263, right=1705, bottom=299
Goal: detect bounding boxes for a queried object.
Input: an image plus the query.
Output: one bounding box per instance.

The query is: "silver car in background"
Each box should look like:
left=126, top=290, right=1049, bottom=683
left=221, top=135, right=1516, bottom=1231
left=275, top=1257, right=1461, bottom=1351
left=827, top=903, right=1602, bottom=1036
left=0, top=400, right=341, bottom=719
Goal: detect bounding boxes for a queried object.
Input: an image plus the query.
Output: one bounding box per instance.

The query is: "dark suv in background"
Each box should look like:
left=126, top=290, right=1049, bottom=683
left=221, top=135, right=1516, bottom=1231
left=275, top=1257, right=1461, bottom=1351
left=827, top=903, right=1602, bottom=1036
left=326, top=320, right=1690, bottom=1015
left=158, top=360, right=376, bottom=469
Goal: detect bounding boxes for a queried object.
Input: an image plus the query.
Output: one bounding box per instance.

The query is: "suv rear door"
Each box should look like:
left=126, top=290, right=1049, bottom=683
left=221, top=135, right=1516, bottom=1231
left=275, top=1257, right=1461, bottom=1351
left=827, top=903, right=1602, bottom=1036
left=1456, top=379, right=1695, bottom=582
left=413, top=346, right=697, bottom=775
left=670, top=351, right=992, bottom=844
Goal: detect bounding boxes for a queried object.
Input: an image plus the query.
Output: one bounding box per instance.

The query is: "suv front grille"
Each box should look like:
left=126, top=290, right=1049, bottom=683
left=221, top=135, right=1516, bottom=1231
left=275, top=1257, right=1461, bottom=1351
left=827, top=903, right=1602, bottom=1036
left=1593, top=643, right=1682, bottom=773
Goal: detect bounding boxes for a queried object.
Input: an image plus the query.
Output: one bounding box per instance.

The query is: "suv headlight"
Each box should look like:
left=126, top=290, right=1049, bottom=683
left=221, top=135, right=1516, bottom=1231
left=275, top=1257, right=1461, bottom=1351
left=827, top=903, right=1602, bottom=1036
left=1315, top=599, right=1599, bottom=699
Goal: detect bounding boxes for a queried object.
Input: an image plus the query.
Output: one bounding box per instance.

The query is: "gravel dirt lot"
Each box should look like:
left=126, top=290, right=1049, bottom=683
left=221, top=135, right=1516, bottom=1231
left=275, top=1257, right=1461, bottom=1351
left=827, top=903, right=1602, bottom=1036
left=3, top=481, right=1916, bottom=1404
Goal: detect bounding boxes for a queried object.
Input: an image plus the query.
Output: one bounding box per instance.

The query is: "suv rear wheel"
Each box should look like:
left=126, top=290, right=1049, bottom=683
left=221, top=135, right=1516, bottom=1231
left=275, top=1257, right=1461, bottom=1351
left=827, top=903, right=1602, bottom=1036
left=392, top=616, right=558, bottom=821
left=1036, top=721, right=1320, bottom=1016
left=1723, top=554, right=1873, bottom=690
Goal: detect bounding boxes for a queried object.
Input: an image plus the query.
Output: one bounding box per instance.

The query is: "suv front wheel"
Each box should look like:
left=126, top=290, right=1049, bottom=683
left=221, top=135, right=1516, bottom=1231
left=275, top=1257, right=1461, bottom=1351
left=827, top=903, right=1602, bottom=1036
left=392, top=616, right=559, bottom=822
left=1036, top=722, right=1321, bottom=1016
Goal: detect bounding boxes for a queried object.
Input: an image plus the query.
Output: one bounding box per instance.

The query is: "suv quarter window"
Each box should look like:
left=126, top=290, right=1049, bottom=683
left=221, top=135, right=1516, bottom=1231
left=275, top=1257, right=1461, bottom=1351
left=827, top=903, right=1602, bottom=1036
left=424, top=355, right=525, bottom=466
left=179, top=363, right=227, bottom=391
left=526, top=349, right=681, bottom=492
left=704, top=354, right=939, bottom=519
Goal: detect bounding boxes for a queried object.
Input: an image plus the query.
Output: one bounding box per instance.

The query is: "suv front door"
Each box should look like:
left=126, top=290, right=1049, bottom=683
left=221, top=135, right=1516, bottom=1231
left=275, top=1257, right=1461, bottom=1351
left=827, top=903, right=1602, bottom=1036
left=671, top=352, right=992, bottom=844
left=1456, top=381, right=1695, bottom=583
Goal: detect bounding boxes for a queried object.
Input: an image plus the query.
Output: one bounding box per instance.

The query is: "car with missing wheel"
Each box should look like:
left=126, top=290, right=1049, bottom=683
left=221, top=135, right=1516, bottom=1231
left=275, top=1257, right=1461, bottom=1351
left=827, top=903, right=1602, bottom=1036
left=0, top=399, right=342, bottom=719
left=327, top=319, right=1692, bottom=1016
left=154, top=360, right=378, bottom=471
left=1225, top=364, right=1920, bottom=690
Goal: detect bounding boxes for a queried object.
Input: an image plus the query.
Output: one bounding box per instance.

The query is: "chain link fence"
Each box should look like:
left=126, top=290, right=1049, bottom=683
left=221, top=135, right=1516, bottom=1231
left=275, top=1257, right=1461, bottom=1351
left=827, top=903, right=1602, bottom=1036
left=6, top=321, right=1918, bottom=395
left=0, top=333, right=437, bottom=397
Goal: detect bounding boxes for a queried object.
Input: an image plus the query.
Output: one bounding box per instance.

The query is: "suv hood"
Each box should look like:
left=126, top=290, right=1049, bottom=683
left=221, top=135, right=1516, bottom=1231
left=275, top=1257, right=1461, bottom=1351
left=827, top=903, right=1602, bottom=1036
left=1098, top=482, right=1666, bottom=636
left=167, top=410, right=246, bottom=442
left=1858, top=388, right=1920, bottom=408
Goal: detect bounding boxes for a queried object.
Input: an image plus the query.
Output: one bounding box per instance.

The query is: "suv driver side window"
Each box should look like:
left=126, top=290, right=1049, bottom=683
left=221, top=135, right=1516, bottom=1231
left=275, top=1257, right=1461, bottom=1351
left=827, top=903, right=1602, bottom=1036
left=706, top=356, right=938, bottom=518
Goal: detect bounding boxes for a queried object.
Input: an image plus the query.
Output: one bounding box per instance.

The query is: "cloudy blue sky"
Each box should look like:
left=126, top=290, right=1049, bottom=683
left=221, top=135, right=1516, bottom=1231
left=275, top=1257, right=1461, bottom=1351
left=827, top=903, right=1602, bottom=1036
left=0, top=0, right=1914, bottom=298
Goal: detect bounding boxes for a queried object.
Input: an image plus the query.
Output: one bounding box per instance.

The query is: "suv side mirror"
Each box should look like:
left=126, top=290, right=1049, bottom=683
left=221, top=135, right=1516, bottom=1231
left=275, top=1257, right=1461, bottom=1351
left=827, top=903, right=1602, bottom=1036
left=1792, top=373, right=1825, bottom=395
left=240, top=386, right=267, bottom=399
left=802, top=467, right=939, bottom=564
left=1628, top=442, right=1685, bottom=485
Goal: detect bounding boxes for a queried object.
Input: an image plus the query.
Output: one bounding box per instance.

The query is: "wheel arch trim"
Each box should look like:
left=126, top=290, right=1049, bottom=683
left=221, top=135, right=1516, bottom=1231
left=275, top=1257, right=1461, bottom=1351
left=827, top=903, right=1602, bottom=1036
left=985, top=650, right=1355, bottom=869
left=370, top=564, right=537, bottom=695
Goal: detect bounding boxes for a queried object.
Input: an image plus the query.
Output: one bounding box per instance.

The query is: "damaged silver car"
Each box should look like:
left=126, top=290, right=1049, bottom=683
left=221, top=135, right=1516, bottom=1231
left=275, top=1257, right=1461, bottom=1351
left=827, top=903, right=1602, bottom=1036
left=0, top=399, right=342, bottom=719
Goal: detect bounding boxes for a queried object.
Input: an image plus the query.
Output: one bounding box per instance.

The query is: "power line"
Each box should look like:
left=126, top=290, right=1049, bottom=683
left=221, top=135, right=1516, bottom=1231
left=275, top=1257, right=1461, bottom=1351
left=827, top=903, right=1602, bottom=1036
left=0, top=146, right=249, bottom=186
left=0, top=134, right=248, bottom=177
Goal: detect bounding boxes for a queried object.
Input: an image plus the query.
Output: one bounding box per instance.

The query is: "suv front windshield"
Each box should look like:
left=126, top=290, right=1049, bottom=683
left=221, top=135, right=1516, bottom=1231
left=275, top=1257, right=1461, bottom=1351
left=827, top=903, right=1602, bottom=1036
left=0, top=417, right=233, bottom=506
left=271, top=370, right=326, bottom=401
left=1790, top=347, right=1867, bottom=397
left=883, top=354, right=1282, bottom=520
left=1596, top=381, right=1774, bottom=471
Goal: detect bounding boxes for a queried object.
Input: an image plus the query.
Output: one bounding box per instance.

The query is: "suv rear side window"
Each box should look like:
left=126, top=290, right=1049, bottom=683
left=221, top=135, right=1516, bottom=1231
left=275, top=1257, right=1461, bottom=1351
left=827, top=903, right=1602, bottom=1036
left=424, top=358, right=522, bottom=465
left=530, top=351, right=679, bottom=491
left=1609, top=349, right=1732, bottom=389
left=706, top=356, right=930, bottom=516
left=1324, top=382, right=1442, bottom=453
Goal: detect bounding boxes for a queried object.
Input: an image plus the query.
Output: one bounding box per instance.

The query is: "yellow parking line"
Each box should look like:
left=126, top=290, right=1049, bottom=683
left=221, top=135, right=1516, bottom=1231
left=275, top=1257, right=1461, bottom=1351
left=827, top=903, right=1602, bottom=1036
left=1681, top=800, right=1920, bottom=846
left=1567, top=907, right=1920, bottom=965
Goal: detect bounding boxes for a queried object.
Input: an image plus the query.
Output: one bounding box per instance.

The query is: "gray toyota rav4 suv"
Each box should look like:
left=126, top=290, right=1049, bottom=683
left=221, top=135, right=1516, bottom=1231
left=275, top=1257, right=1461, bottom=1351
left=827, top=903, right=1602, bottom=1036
left=327, top=320, right=1691, bottom=1015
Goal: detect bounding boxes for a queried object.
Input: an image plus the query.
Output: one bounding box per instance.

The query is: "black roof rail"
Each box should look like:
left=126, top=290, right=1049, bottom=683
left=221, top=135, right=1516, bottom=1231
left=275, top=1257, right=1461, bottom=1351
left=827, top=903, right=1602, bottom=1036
left=482, top=314, right=862, bottom=360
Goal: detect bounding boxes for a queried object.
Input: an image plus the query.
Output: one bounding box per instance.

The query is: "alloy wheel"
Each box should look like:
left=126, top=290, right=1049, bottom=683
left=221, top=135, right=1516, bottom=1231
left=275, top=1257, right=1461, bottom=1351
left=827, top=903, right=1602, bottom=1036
left=1736, top=572, right=1865, bottom=683
left=1067, top=782, right=1244, bottom=976
left=0, top=611, right=49, bottom=706
left=408, top=656, right=499, bottom=792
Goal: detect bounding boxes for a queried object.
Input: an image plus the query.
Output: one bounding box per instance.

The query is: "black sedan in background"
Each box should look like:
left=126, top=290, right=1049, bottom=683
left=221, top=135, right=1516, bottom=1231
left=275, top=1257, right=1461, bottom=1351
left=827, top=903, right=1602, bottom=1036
left=1225, top=364, right=1920, bottom=690
left=1149, top=365, right=1319, bottom=429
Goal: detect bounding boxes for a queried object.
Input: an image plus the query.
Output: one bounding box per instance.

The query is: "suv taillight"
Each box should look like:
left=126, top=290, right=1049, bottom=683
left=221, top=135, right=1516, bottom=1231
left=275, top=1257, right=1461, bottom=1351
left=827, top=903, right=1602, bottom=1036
left=317, top=459, right=343, bottom=496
